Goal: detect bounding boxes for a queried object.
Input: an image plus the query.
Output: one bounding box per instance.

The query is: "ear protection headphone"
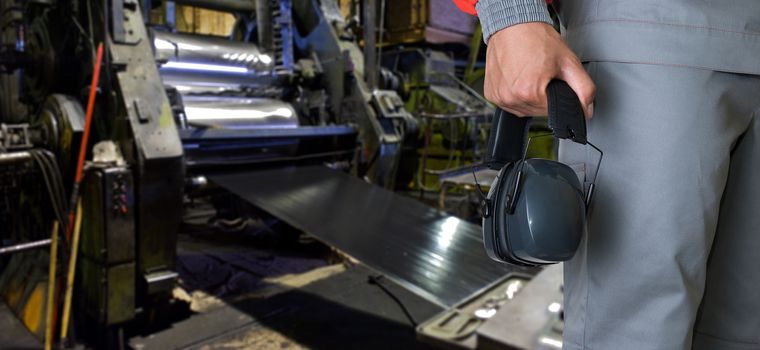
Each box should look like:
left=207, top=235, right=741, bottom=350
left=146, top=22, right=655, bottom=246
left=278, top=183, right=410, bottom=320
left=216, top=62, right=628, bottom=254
left=479, top=80, right=602, bottom=266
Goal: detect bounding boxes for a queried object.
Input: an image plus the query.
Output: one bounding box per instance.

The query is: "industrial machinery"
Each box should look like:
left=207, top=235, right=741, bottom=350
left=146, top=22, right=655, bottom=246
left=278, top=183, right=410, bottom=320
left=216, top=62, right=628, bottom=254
left=380, top=48, right=494, bottom=192
left=152, top=0, right=417, bottom=188
left=0, top=0, right=416, bottom=343
left=0, top=0, right=184, bottom=342
left=0, top=0, right=553, bottom=349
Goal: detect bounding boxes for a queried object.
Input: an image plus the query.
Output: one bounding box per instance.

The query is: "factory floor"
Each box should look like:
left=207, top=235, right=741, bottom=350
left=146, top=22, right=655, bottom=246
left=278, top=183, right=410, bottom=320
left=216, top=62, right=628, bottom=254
left=0, top=302, right=42, bottom=349
left=0, top=202, right=444, bottom=350
left=128, top=213, right=443, bottom=350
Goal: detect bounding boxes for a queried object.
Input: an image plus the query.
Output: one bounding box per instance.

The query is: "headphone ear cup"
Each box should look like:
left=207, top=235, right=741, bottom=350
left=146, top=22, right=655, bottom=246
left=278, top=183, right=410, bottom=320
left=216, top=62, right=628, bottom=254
left=483, top=163, right=533, bottom=265
left=482, top=166, right=506, bottom=262
left=481, top=161, right=540, bottom=267
left=499, top=162, right=539, bottom=266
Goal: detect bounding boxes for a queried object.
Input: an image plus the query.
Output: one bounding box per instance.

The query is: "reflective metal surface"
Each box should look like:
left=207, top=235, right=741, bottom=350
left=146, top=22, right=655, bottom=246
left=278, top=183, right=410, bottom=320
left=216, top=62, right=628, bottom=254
left=180, top=126, right=358, bottom=169
left=181, top=96, right=299, bottom=129
left=477, top=264, right=564, bottom=350
left=210, top=166, right=530, bottom=307
left=0, top=238, right=51, bottom=255
left=0, top=151, right=30, bottom=164
left=153, top=30, right=274, bottom=91
left=171, top=0, right=257, bottom=12
left=179, top=125, right=357, bottom=140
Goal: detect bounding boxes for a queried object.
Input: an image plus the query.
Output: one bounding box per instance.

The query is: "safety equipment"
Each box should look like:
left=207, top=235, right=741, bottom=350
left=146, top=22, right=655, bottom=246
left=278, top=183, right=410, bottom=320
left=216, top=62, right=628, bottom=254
left=480, top=80, right=602, bottom=266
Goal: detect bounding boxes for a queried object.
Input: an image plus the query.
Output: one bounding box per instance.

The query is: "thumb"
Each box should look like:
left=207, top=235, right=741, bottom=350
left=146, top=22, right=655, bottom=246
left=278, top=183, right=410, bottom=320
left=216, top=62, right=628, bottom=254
left=559, top=60, right=596, bottom=118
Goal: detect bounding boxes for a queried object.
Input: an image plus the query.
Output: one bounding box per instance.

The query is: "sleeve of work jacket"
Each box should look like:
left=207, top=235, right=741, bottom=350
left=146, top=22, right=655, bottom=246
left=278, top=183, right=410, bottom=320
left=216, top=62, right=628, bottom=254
left=452, top=0, right=554, bottom=43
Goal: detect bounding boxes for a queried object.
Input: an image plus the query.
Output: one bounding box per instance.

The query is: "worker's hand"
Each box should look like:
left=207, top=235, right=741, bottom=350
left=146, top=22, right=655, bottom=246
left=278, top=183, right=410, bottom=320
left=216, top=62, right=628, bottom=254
left=484, top=22, right=595, bottom=118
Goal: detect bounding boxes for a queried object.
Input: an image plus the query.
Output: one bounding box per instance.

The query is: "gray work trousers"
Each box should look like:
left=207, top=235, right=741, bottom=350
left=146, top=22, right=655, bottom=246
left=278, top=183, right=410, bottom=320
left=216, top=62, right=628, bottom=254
left=559, top=62, right=760, bottom=350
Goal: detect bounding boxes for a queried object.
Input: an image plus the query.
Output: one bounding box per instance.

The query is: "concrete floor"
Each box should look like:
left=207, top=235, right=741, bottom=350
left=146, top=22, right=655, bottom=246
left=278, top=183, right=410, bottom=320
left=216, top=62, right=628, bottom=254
left=126, top=206, right=443, bottom=350
left=0, top=201, right=445, bottom=350
left=130, top=262, right=442, bottom=350
left=0, top=303, right=42, bottom=349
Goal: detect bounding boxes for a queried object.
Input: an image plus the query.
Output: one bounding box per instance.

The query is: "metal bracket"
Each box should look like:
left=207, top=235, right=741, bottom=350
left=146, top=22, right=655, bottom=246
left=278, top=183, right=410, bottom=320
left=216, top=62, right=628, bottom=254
left=112, top=0, right=142, bottom=45
left=133, top=99, right=151, bottom=124
left=0, top=124, right=33, bottom=151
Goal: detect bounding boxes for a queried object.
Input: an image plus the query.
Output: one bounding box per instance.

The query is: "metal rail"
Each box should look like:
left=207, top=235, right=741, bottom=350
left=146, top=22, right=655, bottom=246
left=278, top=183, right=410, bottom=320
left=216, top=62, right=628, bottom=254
left=0, top=150, right=30, bottom=164
left=0, top=239, right=52, bottom=255
left=170, top=0, right=257, bottom=12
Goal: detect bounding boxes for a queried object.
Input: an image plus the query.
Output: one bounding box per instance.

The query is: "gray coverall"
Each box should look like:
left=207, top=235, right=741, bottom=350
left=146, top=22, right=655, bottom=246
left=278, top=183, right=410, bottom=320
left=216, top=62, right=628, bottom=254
left=475, top=0, right=760, bottom=349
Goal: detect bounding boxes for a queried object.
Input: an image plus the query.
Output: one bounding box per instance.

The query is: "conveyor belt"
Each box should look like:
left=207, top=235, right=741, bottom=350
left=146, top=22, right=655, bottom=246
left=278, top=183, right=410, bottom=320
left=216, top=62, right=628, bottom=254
left=211, top=166, right=529, bottom=308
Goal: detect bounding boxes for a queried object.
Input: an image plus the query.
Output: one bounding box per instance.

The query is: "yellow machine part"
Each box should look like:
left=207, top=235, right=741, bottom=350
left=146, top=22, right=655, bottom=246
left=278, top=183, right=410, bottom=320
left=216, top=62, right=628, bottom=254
left=0, top=251, right=53, bottom=339
left=22, top=283, right=47, bottom=335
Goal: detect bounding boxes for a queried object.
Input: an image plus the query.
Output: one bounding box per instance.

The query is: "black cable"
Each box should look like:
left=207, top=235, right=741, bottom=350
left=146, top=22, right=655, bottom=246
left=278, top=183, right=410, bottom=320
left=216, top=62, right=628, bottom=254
left=367, top=274, right=418, bottom=327
left=37, top=151, right=66, bottom=210
left=29, top=153, right=64, bottom=240
left=46, top=153, right=68, bottom=227
left=37, top=152, right=67, bottom=232
left=45, top=152, right=66, bottom=201
left=36, top=150, right=67, bottom=216
left=30, top=151, right=61, bottom=217
left=29, top=151, right=58, bottom=221
left=29, top=150, right=67, bottom=235
left=32, top=150, right=74, bottom=276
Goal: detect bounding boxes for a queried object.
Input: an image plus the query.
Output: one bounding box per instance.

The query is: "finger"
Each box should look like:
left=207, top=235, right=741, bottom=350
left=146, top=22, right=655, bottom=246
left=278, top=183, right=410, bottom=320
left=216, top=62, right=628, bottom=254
left=558, top=58, right=596, bottom=118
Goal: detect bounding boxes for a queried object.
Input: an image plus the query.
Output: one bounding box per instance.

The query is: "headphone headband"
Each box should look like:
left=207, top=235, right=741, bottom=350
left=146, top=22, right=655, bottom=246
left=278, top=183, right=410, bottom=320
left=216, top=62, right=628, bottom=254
left=479, top=80, right=600, bottom=266
left=485, top=80, right=587, bottom=170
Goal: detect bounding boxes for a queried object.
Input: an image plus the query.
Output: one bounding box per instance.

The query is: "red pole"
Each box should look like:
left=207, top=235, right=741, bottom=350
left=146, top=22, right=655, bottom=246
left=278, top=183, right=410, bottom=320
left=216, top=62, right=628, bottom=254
left=53, top=42, right=105, bottom=343
left=65, top=42, right=104, bottom=241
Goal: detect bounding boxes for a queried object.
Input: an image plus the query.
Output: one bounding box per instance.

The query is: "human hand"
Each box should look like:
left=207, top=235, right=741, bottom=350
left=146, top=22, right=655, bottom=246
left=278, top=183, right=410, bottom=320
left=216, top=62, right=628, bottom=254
left=484, top=22, right=595, bottom=118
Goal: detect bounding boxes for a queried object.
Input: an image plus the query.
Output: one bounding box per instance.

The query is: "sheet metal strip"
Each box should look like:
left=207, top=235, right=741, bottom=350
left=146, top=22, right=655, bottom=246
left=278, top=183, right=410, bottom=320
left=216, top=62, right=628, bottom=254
left=210, top=166, right=529, bottom=308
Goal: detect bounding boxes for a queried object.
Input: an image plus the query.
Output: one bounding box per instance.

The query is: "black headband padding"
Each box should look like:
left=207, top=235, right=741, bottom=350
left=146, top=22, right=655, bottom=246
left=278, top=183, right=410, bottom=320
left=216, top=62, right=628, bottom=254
left=485, top=80, right=587, bottom=170
left=547, top=80, right=587, bottom=144
left=485, top=109, right=530, bottom=169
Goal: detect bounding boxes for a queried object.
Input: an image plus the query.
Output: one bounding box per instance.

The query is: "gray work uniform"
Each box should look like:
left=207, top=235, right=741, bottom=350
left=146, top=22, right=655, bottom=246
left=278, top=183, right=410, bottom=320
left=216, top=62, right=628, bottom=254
left=475, top=0, right=760, bottom=349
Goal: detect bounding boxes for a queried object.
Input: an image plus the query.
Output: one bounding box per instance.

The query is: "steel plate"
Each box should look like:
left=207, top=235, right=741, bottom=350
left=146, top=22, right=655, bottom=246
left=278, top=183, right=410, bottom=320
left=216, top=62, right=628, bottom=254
left=210, top=166, right=529, bottom=307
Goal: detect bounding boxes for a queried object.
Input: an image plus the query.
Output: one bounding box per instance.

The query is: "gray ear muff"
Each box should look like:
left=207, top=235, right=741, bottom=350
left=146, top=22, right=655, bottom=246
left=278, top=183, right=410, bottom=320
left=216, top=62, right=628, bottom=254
left=479, top=80, right=603, bottom=266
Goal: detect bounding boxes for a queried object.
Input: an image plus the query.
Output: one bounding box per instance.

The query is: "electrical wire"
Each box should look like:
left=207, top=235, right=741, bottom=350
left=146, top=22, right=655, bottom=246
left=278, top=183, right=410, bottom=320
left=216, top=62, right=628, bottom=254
left=38, top=151, right=66, bottom=211
left=39, top=151, right=66, bottom=226
left=28, top=150, right=70, bottom=349
left=368, top=274, right=418, bottom=327
left=29, top=150, right=67, bottom=234
left=16, top=150, right=69, bottom=348
left=29, top=152, right=60, bottom=221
